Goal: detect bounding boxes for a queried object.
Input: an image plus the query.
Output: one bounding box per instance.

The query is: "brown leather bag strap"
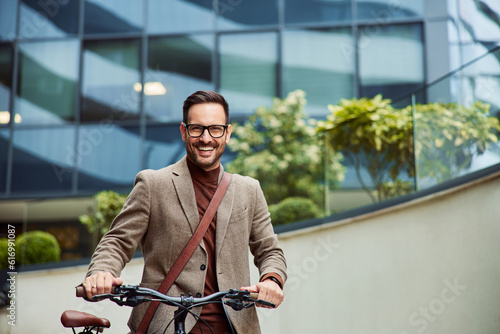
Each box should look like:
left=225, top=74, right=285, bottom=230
left=136, top=172, right=232, bottom=334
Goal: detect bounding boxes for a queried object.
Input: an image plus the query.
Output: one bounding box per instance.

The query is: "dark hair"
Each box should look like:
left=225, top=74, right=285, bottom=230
left=182, top=91, right=230, bottom=124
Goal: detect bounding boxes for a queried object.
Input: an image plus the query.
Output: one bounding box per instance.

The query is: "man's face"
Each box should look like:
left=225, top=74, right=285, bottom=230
left=180, top=103, right=231, bottom=171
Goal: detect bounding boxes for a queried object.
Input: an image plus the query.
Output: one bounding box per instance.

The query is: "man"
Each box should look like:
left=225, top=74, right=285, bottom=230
left=82, top=91, right=287, bottom=333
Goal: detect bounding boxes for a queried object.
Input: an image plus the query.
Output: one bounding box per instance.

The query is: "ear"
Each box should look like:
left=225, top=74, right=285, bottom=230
left=180, top=123, right=187, bottom=142
left=225, top=124, right=232, bottom=144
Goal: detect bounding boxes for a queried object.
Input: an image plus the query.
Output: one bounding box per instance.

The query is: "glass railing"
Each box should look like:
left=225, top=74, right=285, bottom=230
left=326, top=46, right=500, bottom=215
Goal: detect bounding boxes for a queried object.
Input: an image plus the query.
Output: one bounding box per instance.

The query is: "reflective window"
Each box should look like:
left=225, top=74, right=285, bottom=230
left=219, top=32, right=277, bottom=115
left=457, top=0, right=500, bottom=42
left=217, top=0, right=278, bottom=30
left=148, top=0, right=214, bottom=34
left=77, top=124, right=141, bottom=191
left=0, top=128, right=9, bottom=194
left=357, top=0, right=424, bottom=21
left=145, top=124, right=186, bottom=170
left=0, top=44, right=13, bottom=126
left=359, top=24, right=424, bottom=100
left=82, top=39, right=141, bottom=122
left=17, top=40, right=79, bottom=124
left=19, top=0, right=79, bottom=39
left=285, top=0, right=351, bottom=25
left=145, top=35, right=214, bottom=122
left=0, top=1, right=17, bottom=41
left=11, top=126, right=75, bottom=194
left=84, top=0, right=143, bottom=35
left=282, top=28, right=355, bottom=116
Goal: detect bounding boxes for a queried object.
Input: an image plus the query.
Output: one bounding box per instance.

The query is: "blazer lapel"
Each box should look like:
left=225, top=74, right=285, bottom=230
left=171, top=157, right=199, bottom=235
left=215, top=167, right=234, bottom=259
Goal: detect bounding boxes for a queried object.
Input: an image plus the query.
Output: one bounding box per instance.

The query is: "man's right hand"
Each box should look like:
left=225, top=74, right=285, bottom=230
left=82, top=271, right=123, bottom=300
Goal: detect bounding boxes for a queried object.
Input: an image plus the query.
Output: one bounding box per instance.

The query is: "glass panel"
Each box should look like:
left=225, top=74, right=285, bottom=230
left=357, top=0, right=424, bottom=21
left=82, top=39, right=141, bottom=122
left=359, top=24, right=424, bottom=100
left=0, top=128, right=9, bottom=194
left=219, top=32, right=277, bottom=116
left=457, top=0, right=500, bottom=42
left=217, top=0, right=278, bottom=30
left=0, top=1, right=17, bottom=41
left=413, top=47, right=500, bottom=189
left=145, top=35, right=214, bottom=122
left=0, top=44, right=13, bottom=126
left=84, top=0, right=143, bottom=35
left=285, top=0, right=351, bottom=25
left=19, top=0, right=79, bottom=38
left=77, top=124, right=141, bottom=191
left=282, top=28, right=355, bottom=117
left=145, top=124, right=186, bottom=170
left=11, top=126, right=75, bottom=193
left=16, top=40, right=79, bottom=124
left=148, top=0, right=214, bottom=34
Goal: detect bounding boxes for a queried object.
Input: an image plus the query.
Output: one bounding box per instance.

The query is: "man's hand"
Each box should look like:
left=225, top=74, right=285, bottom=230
left=82, top=271, right=123, bottom=300
left=241, top=280, right=284, bottom=308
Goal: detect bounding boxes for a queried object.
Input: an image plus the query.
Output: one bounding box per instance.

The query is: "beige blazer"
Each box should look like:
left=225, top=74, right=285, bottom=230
left=87, top=156, right=287, bottom=334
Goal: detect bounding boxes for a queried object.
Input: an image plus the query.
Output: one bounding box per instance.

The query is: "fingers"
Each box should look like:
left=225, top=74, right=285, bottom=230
left=241, top=281, right=284, bottom=309
left=82, top=272, right=122, bottom=299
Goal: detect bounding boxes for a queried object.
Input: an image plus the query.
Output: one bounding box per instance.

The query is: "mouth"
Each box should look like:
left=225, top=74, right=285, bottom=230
left=196, top=146, right=215, bottom=156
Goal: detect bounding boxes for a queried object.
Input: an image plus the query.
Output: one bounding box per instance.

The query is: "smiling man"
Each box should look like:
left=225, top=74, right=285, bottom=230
left=82, top=91, right=287, bottom=334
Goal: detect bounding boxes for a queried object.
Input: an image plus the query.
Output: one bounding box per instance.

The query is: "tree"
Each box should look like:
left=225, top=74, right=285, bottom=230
left=79, top=190, right=128, bottom=249
left=317, top=95, right=500, bottom=202
left=316, top=95, right=414, bottom=202
left=226, top=90, right=345, bottom=212
left=409, top=101, right=500, bottom=184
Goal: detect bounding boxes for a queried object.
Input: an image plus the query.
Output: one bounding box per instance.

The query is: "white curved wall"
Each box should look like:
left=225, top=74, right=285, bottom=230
left=4, top=171, right=500, bottom=334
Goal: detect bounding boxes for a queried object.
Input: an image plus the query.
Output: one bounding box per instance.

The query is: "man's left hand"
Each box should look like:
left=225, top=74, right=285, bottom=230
left=241, top=280, right=284, bottom=308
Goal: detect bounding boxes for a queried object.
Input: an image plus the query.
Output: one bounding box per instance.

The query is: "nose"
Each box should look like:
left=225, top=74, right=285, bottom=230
left=199, top=128, right=212, bottom=142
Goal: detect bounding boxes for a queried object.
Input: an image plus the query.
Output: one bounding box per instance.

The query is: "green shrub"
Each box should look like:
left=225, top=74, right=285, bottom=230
left=16, top=231, right=61, bottom=266
left=269, top=197, right=321, bottom=226
left=0, top=238, right=9, bottom=270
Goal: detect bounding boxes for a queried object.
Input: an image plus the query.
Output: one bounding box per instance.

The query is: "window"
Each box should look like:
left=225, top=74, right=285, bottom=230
left=84, top=0, right=143, bottom=35
left=81, top=39, right=141, bottom=122
left=282, top=28, right=355, bottom=116
left=145, top=124, right=186, bottom=170
left=146, top=35, right=214, bottom=122
left=285, top=0, right=352, bottom=25
left=77, top=124, right=141, bottom=191
left=11, top=126, right=75, bottom=194
left=19, top=0, right=79, bottom=38
left=219, top=32, right=277, bottom=116
left=0, top=1, right=17, bottom=41
left=0, top=128, right=8, bottom=194
left=217, top=0, right=279, bottom=30
left=356, top=0, right=424, bottom=21
left=16, top=40, right=79, bottom=124
left=0, top=44, right=13, bottom=126
left=358, top=24, right=424, bottom=100
left=148, top=0, right=214, bottom=34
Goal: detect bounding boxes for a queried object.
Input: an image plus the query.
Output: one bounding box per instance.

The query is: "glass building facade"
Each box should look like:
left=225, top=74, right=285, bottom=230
left=0, top=0, right=499, bottom=263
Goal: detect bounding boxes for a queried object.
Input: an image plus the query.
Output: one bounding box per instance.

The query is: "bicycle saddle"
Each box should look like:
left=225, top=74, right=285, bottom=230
left=61, top=310, right=111, bottom=328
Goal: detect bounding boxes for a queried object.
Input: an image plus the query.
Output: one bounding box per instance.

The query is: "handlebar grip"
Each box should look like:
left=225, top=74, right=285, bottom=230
left=76, top=285, right=86, bottom=298
left=249, top=292, right=258, bottom=299
left=75, top=285, right=121, bottom=298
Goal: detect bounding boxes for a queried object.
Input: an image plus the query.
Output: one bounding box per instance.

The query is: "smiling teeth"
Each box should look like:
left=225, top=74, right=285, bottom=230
left=199, top=147, right=214, bottom=151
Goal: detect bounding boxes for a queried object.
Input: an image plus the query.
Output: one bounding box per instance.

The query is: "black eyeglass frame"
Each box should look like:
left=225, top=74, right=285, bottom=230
left=183, top=123, right=229, bottom=138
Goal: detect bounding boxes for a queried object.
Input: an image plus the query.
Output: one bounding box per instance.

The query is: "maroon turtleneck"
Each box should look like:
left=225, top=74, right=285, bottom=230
left=187, top=158, right=233, bottom=334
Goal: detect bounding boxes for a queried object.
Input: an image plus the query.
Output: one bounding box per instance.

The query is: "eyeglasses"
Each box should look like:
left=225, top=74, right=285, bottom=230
left=183, top=123, right=228, bottom=138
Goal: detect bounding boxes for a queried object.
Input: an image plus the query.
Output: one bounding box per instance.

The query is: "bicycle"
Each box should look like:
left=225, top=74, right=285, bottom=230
left=61, top=284, right=275, bottom=334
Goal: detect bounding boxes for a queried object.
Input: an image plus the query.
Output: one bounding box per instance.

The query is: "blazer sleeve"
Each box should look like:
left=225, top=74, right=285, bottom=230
left=86, top=170, right=152, bottom=278
left=248, top=180, right=287, bottom=285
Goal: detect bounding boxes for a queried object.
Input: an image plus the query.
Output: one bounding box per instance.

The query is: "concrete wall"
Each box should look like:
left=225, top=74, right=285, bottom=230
left=4, top=171, right=500, bottom=334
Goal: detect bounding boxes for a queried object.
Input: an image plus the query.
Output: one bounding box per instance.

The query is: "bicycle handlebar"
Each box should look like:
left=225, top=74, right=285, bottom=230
left=76, top=285, right=275, bottom=309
